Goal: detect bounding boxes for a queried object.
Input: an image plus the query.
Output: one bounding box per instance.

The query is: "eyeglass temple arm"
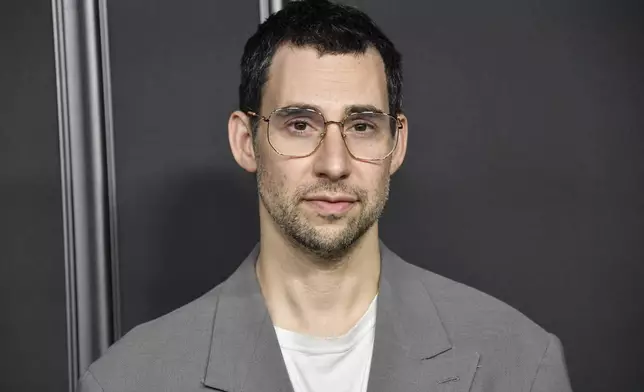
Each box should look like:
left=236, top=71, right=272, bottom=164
left=246, top=111, right=269, bottom=122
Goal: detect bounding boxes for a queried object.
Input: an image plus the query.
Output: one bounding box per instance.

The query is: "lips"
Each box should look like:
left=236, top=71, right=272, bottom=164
left=304, top=194, right=357, bottom=203
left=302, top=194, right=358, bottom=215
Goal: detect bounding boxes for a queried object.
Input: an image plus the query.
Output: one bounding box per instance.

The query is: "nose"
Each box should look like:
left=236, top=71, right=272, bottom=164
left=312, top=122, right=351, bottom=181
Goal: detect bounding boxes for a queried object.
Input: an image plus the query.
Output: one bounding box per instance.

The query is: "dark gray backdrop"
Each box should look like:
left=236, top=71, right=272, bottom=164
left=0, top=1, right=69, bottom=391
left=2, top=0, right=643, bottom=391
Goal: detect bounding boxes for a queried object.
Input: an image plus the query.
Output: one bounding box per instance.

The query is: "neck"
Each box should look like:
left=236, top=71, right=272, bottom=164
left=256, top=212, right=381, bottom=337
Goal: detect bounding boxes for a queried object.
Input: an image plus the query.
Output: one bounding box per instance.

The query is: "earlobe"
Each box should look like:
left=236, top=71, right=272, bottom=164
left=228, top=111, right=258, bottom=173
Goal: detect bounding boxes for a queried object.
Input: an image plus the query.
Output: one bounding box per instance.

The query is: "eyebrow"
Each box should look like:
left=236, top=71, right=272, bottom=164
left=280, top=102, right=387, bottom=116
left=345, top=104, right=385, bottom=115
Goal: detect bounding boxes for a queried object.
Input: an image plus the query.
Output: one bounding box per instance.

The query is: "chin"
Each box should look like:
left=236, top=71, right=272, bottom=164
left=312, top=224, right=347, bottom=237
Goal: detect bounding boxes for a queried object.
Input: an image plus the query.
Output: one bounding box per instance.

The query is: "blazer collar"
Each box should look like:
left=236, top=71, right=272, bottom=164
left=202, top=242, right=477, bottom=392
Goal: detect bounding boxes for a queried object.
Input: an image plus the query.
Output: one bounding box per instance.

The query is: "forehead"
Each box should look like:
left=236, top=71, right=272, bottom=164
left=263, top=45, right=389, bottom=114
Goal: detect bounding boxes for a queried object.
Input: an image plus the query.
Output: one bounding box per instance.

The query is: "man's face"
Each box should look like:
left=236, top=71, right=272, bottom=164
left=255, top=45, right=402, bottom=260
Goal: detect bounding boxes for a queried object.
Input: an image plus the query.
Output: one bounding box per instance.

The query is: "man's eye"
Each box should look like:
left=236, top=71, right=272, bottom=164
left=352, top=123, right=374, bottom=132
left=291, top=121, right=309, bottom=131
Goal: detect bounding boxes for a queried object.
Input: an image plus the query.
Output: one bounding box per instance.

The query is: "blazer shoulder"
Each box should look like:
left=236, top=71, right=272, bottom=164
left=385, top=249, right=572, bottom=390
left=397, top=257, right=551, bottom=355
left=86, top=284, right=224, bottom=391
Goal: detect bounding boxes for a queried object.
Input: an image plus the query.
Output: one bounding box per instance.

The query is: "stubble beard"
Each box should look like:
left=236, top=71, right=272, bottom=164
left=256, top=163, right=390, bottom=262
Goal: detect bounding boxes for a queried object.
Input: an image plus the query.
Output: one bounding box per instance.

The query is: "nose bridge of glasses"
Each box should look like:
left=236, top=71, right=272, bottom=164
left=323, top=120, right=347, bottom=135
left=316, top=125, right=352, bottom=163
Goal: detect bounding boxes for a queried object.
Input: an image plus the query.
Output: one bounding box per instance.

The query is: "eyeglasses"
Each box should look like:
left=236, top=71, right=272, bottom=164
left=247, top=106, right=402, bottom=161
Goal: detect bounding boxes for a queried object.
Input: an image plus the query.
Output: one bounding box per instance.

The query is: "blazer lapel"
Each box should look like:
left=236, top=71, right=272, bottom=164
left=202, top=243, right=480, bottom=392
left=202, top=246, right=294, bottom=392
left=367, top=244, right=480, bottom=392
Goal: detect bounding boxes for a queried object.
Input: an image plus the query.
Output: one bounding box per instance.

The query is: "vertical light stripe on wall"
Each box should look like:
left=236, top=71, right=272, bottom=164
left=259, top=0, right=285, bottom=23
left=51, top=0, right=118, bottom=389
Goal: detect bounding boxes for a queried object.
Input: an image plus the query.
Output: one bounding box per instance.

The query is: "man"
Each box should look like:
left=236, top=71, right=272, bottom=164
left=80, top=1, right=573, bottom=391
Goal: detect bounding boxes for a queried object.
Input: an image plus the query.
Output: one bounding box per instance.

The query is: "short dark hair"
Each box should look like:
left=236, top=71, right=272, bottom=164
left=239, top=0, right=403, bottom=128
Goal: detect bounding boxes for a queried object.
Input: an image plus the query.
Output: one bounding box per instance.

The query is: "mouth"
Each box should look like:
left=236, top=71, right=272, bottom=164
left=302, top=194, right=358, bottom=215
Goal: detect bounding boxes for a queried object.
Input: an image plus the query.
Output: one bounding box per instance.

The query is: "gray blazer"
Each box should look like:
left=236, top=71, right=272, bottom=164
left=79, top=243, right=573, bottom=392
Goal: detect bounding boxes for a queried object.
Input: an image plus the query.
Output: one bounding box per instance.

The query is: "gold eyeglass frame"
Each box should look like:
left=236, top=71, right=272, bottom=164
left=246, top=107, right=402, bottom=161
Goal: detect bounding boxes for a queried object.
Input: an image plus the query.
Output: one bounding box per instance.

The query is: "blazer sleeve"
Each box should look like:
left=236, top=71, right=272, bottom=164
left=530, top=333, right=574, bottom=392
left=77, top=370, right=105, bottom=392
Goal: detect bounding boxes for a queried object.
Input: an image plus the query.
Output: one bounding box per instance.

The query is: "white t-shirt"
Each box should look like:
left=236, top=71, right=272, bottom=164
left=274, top=296, right=377, bottom=392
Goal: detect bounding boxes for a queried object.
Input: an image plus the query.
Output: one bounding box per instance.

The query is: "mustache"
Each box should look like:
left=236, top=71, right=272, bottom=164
left=295, top=181, right=365, bottom=201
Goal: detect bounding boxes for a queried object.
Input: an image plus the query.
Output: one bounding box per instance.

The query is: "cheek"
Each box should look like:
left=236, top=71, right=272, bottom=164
left=258, top=157, right=305, bottom=195
left=363, top=163, right=391, bottom=191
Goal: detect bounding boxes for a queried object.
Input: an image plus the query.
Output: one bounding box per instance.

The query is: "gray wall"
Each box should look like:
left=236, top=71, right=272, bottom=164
left=1, top=0, right=642, bottom=391
left=106, top=0, right=261, bottom=332
left=0, top=1, right=69, bottom=391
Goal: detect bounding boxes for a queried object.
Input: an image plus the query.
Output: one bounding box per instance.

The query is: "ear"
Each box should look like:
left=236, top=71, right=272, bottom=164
left=389, top=113, right=408, bottom=175
left=228, top=110, right=257, bottom=173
